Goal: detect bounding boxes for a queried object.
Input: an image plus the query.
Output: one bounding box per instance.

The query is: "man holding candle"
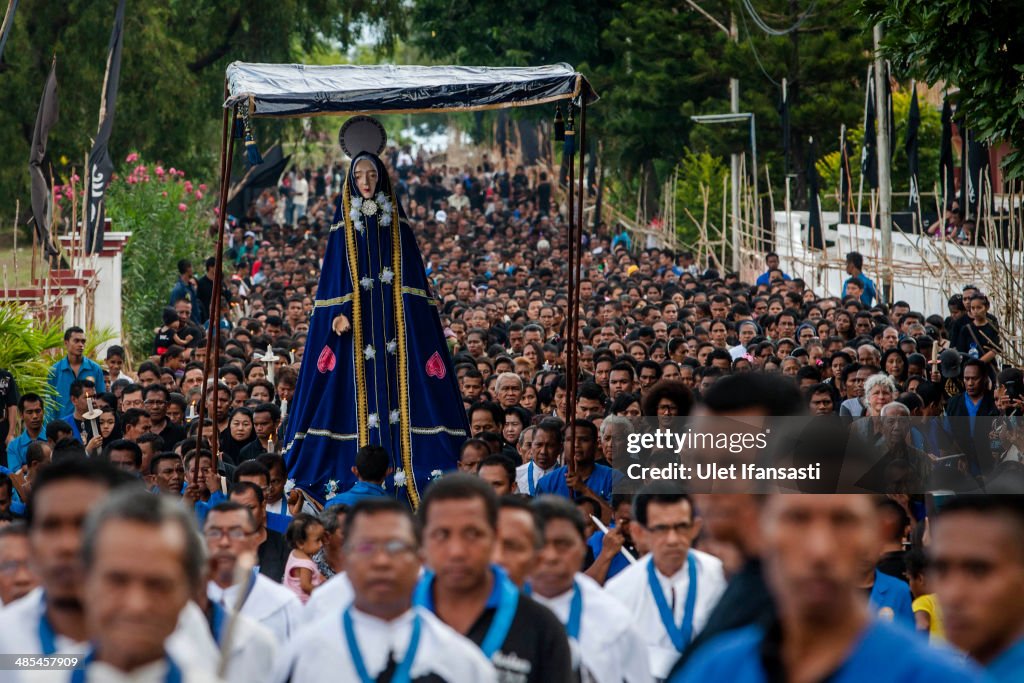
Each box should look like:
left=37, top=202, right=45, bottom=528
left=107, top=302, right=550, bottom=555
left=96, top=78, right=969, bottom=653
left=239, top=403, right=281, bottom=463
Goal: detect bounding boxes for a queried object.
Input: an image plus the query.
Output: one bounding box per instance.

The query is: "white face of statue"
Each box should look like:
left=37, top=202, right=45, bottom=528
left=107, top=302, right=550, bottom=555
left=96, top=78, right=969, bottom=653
left=354, top=159, right=378, bottom=199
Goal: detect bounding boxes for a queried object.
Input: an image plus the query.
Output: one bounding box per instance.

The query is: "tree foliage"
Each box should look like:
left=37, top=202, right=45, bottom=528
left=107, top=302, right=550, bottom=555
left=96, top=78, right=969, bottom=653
left=0, top=0, right=404, bottom=228
left=864, top=0, right=1024, bottom=179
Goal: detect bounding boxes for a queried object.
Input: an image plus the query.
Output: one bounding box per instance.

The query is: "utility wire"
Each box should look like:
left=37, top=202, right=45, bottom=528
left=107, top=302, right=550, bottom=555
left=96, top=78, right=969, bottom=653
left=742, top=0, right=816, bottom=37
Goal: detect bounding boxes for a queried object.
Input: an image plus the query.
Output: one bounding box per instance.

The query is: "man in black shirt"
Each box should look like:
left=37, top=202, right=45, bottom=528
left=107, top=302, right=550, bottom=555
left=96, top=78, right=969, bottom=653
left=229, top=481, right=288, bottom=582
left=144, top=384, right=186, bottom=449
left=417, top=473, right=572, bottom=682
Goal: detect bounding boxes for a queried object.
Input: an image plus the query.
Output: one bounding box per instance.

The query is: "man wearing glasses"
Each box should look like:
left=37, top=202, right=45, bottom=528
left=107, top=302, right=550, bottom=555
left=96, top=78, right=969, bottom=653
left=275, top=498, right=496, bottom=681
left=204, top=500, right=302, bottom=643
left=145, top=384, right=187, bottom=446
left=605, top=488, right=727, bottom=680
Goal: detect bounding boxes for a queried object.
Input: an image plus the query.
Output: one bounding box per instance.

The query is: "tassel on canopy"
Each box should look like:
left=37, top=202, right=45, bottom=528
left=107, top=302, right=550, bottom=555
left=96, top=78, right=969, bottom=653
left=563, top=106, right=575, bottom=157
left=553, top=105, right=565, bottom=142
left=241, top=102, right=263, bottom=165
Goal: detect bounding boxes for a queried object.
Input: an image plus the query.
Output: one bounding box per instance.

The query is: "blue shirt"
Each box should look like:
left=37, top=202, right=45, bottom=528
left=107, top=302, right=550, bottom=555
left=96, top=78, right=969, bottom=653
left=843, top=273, right=877, bottom=306
left=169, top=278, right=204, bottom=324
left=6, top=428, right=46, bottom=473
left=670, top=619, right=985, bottom=683
left=756, top=270, right=791, bottom=287
left=586, top=528, right=630, bottom=581
left=988, top=636, right=1024, bottom=683
left=536, top=464, right=624, bottom=503
left=327, top=480, right=388, bottom=508
left=868, top=569, right=914, bottom=630
left=46, top=356, right=105, bottom=421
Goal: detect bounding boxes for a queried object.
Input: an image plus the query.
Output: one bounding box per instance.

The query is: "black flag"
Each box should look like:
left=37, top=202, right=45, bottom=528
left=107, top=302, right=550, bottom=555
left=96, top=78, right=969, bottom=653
left=29, top=57, right=59, bottom=258
left=939, top=99, right=955, bottom=206
left=839, top=125, right=853, bottom=224
left=905, top=86, right=921, bottom=217
left=861, top=69, right=878, bottom=190
left=807, top=136, right=823, bottom=249
left=85, top=0, right=126, bottom=254
left=964, top=130, right=990, bottom=223
left=780, top=81, right=791, bottom=177
left=884, top=63, right=896, bottom=161
left=0, top=0, right=19, bottom=68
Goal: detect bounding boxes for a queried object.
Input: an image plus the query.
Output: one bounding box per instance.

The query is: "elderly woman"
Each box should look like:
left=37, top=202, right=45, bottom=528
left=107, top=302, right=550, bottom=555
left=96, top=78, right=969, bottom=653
left=599, top=415, right=635, bottom=467
left=863, top=373, right=898, bottom=417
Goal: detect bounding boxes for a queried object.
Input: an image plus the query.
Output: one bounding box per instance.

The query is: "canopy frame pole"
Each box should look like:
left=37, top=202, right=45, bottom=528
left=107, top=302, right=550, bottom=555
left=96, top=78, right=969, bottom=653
left=195, top=86, right=237, bottom=483
left=564, top=103, right=577, bottom=475
left=570, top=95, right=588, bottom=429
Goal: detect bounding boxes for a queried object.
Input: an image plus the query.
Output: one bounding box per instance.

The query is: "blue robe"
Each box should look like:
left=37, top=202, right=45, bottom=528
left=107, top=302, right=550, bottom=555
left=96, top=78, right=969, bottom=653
left=284, top=154, right=468, bottom=506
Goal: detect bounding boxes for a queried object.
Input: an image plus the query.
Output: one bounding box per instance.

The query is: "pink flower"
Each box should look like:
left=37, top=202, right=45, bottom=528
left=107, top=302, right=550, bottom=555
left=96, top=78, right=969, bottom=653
left=70, top=173, right=80, bottom=183
left=126, top=176, right=137, bottom=185
left=199, top=184, right=207, bottom=192
left=155, top=166, right=165, bottom=177
left=194, top=190, right=203, bottom=200
left=169, top=168, right=178, bottom=176
left=176, top=169, right=186, bottom=177
left=184, top=181, right=193, bottom=193
left=125, top=152, right=139, bottom=163
left=134, top=164, right=147, bottom=174
left=213, top=207, right=220, bottom=215
left=177, top=203, right=188, bottom=212
left=162, top=191, right=168, bottom=197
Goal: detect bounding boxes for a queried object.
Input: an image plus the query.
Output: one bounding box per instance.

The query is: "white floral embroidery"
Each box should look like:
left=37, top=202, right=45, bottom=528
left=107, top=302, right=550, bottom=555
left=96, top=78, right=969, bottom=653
left=353, top=218, right=365, bottom=234
left=380, top=267, right=395, bottom=284
left=386, top=339, right=398, bottom=355
left=430, top=469, right=443, bottom=481
left=360, top=199, right=379, bottom=216
left=351, top=196, right=363, bottom=210
left=390, top=409, right=400, bottom=424
left=360, top=276, right=374, bottom=290
left=284, top=479, right=295, bottom=495
left=348, top=207, right=361, bottom=223
left=368, top=412, right=380, bottom=429
left=325, top=480, right=339, bottom=500
left=377, top=192, right=392, bottom=213
left=381, top=212, right=392, bottom=227
left=364, top=344, right=376, bottom=361
left=393, top=469, right=407, bottom=488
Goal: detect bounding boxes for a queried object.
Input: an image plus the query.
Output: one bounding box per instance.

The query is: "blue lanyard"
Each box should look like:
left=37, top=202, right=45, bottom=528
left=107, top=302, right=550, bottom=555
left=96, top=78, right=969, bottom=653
left=414, top=566, right=519, bottom=658
left=38, top=599, right=58, bottom=655
left=528, top=461, right=536, bottom=496
left=210, top=601, right=228, bottom=646
left=523, top=581, right=582, bottom=640
left=70, top=650, right=182, bottom=683
left=646, top=553, right=698, bottom=651
left=343, top=607, right=421, bottom=683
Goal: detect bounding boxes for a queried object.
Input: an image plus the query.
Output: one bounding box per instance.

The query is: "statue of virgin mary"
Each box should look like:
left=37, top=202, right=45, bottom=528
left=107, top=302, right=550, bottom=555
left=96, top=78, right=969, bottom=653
left=283, top=116, right=468, bottom=508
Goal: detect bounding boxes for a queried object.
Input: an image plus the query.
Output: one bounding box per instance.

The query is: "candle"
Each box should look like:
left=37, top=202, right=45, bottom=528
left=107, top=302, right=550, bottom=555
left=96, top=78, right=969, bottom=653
left=86, top=398, right=99, bottom=442
left=280, top=399, right=288, bottom=421
left=186, top=400, right=198, bottom=422
left=290, top=348, right=296, bottom=364
left=267, top=436, right=275, bottom=454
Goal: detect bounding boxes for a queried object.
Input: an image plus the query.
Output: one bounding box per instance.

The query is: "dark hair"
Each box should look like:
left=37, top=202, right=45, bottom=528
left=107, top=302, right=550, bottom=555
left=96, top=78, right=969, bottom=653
left=63, top=326, right=84, bottom=342
left=632, top=484, right=694, bottom=527
left=468, top=401, right=505, bottom=428
left=252, top=402, right=281, bottom=422
left=642, top=380, right=694, bottom=417
left=477, top=454, right=516, bottom=482
left=285, top=513, right=324, bottom=550
left=27, top=457, right=135, bottom=528
left=701, top=373, right=804, bottom=416
left=354, top=445, right=389, bottom=482
left=18, top=392, right=44, bottom=412
left=229, top=480, right=265, bottom=506
left=419, top=472, right=498, bottom=531
left=846, top=251, right=864, bottom=271
left=148, top=452, right=182, bottom=476
left=105, top=439, right=143, bottom=468
left=344, top=498, right=421, bottom=547
left=206, top=501, right=256, bottom=530
left=905, top=546, right=929, bottom=578
left=532, top=494, right=586, bottom=542
left=122, top=408, right=150, bottom=429
left=234, top=460, right=271, bottom=485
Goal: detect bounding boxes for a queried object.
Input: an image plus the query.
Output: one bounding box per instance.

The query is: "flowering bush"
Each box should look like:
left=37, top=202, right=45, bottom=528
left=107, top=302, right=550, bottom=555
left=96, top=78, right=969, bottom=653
left=101, top=152, right=215, bottom=360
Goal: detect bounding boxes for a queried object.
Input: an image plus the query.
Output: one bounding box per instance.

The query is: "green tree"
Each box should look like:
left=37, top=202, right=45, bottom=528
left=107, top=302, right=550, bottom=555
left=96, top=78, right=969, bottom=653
left=863, top=0, right=1024, bottom=179
left=0, top=0, right=404, bottom=231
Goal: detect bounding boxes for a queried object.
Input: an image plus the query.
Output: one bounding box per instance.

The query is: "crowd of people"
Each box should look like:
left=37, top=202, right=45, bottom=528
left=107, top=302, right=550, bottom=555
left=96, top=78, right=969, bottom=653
left=0, top=145, right=1022, bottom=682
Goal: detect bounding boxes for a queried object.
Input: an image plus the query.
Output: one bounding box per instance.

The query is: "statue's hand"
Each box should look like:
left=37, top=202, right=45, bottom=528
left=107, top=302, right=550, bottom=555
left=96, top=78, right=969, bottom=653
left=332, top=314, right=351, bottom=335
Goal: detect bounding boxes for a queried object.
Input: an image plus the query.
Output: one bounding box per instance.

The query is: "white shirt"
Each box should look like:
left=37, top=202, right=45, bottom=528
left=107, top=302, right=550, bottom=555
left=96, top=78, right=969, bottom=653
left=292, top=177, right=309, bottom=205
left=169, top=601, right=278, bottom=683
left=533, top=574, right=652, bottom=683
left=71, top=658, right=221, bottom=683
left=515, top=461, right=555, bottom=496
left=0, top=591, right=220, bottom=683
left=207, top=575, right=303, bottom=644
left=605, top=551, right=727, bottom=679
left=303, top=571, right=354, bottom=624
left=273, top=606, right=496, bottom=683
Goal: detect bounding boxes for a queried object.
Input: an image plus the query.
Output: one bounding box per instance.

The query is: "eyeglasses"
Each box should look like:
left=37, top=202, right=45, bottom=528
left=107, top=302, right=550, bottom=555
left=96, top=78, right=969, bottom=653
left=346, top=539, right=417, bottom=558
left=204, top=527, right=255, bottom=541
left=0, top=559, right=30, bottom=574
left=645, top=522, right=693, bottom=536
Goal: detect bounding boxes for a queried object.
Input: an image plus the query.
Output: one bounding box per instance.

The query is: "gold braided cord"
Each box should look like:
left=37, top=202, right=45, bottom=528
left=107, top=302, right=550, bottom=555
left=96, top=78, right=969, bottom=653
left=392, top=204, right=419, bottom=509
left=314, top=294, right=353, bottom=309
left=343, top=183, right=369, bottom=446
left=410, top=426, right=468, bottom=437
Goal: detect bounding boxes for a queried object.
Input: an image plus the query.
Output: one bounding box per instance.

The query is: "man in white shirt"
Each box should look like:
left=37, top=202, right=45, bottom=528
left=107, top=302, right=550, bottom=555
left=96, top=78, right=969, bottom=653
left=74, top=488, right=220, bottom=682
left=516, top=419, right=560, bottom=496
left=275, top=498, right=495, bottom=682
left=530, top=496, right=651, bottom=683
left=605, top=490, right=727, bottom=679
left=204, top=501, right=303, bottom=643
left=292, top=172, right=309, bottom=219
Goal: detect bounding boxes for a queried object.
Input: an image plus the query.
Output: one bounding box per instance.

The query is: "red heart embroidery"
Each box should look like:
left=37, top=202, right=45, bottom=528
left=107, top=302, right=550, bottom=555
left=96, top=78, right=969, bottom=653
left=425, top=351, right=446, bottom=379
left=317, top=346, right=336, bottom=373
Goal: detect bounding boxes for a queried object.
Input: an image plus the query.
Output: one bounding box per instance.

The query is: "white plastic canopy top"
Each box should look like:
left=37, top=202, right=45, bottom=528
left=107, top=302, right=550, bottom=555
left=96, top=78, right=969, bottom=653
left=224, top=62, right=598, bottom=118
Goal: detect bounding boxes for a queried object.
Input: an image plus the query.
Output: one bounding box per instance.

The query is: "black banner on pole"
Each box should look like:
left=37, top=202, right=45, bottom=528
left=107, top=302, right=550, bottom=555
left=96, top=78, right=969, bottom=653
left=905, top=87, right=920, bottom=218
left=939, top=99, right=955, bottom=207
left=29, top=57, right=59, bottom=258
left=85, top=0, right=126, bottom=255
left=861, top=72, right=878, bottom=190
